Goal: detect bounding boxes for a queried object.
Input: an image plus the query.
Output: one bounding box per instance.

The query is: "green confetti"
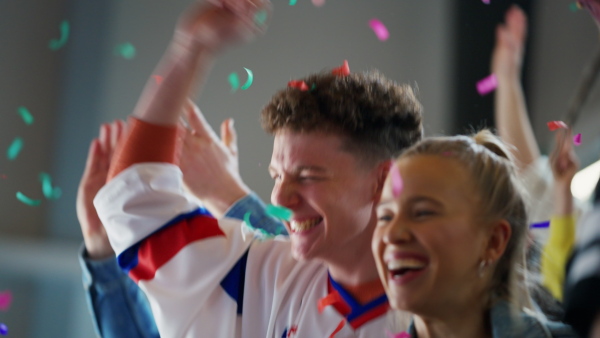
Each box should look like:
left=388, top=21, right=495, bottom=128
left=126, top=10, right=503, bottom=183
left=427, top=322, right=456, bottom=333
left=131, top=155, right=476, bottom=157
left=289, top=0, right=297, bottom=5
left=228, top=72, right=240, bottom=92
left=39, top=172, right=62, bottom=200
left=569, top=2, right=581, bottom=11
left=49, top=20, right=70, bottom=51
left=7, top=137, right=23, bottom=161
left=18, top=106, right=34, bottom=125
left=266, top=204, right=293, bottom=221
left=241, top=68, right=253, bottom=90
left=16, top=192, right=41, bottom=206
left=115, top=43, right=136, bottom=60
left=254, top=10, right=268, bottom=26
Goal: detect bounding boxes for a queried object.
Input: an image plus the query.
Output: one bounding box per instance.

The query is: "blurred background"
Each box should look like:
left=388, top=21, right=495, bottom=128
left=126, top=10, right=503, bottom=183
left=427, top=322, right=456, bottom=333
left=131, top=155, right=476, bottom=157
left=0, top=0, right=598, bottom=336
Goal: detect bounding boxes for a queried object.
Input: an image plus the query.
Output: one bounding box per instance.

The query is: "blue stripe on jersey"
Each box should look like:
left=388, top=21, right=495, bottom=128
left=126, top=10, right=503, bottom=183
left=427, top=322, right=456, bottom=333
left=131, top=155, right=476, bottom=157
left=328, top=273, right=389, bottom=322
left=117, top=207, right=212, bottom=273
left=220, top=249, right=250, bottom=315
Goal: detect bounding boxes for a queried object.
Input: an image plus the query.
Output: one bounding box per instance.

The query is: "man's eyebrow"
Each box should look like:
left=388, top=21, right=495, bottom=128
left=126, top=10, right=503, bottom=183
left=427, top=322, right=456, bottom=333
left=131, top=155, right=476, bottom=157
left=406, top=196, right=443, bottom=207
left=295, top=165, right=327, bottom=173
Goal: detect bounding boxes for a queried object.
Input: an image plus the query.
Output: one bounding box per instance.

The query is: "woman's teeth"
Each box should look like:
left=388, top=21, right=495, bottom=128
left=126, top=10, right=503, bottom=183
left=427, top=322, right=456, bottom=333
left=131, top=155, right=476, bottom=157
left=290, top=218, right=321, bottom=232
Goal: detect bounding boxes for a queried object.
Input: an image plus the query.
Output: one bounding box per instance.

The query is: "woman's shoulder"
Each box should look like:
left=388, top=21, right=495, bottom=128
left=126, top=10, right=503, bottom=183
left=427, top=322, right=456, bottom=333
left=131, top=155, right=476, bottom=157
left=491, top=301, right=578, bottom=338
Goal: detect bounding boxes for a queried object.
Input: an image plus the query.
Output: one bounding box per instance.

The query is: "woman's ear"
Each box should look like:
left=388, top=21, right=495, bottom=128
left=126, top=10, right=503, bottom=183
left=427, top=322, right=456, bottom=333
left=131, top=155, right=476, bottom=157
left=485, top=219, right=512, bottom=263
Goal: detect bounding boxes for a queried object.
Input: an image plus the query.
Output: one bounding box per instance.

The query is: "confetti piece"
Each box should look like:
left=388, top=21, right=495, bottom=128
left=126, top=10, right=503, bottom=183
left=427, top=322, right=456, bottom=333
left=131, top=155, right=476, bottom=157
left=569, top=2, right=582, bottom=11
left=266, top=204, right=293, bottom=221
left=386, top=330, right=411, bottom=338
left=368, top=19, right=390, bottom=41
left=530, top=220, right=550, bottom=229
left=228, top=73, right=240, bottom=92
left=0, top=323, right=7, bottom=336
left=16, top=192, right=41, bottom=206
left=547, top=120, right=568, bottom=131
left=312, top=0, right=325, bottom=6
left=240, top=68, right=253, bottom=90
left=288, top=80, right=309, bottom=91
left=573, top=133, right=582, bottom=146
left=18, top=106, right=34, bottom=125
left=114, top=42, right=136, bottom=60
left=254, top=9, right=268, bottom=26
left=331, top=60, right=351, bottom=76
left=49, top=20, right=69, bottom=51
left=0, top=291, right=12, bottom=311
left=476, top=74, right=497, bottom=95
left=482, top=0, right=491, bottom=4
left=153, top=75, right=163, bottom=84
left=390, top=163, right=403, bottom=198
left=7, top=137, right=23, bottom=161
left=289, top=0, right=297, bottom=5
left=39, top=172, right=62, bottom=200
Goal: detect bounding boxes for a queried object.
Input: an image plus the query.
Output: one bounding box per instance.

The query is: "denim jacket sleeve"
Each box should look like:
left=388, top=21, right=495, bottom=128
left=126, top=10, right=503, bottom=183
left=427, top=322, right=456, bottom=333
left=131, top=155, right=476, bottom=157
left=79, top=191, right=285, bottom=337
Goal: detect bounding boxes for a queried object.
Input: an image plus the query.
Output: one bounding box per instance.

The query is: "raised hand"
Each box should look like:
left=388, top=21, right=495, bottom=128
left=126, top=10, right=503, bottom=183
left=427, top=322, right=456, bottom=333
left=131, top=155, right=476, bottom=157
left=77, top=120, right=125, bottom=259
left=491, top=5, right=527, bottom=79
left=174, top=0, right=271, bottom=54
left=179, top=100, right=250, bottom=218
left=550, top=130, right=580, bottom=216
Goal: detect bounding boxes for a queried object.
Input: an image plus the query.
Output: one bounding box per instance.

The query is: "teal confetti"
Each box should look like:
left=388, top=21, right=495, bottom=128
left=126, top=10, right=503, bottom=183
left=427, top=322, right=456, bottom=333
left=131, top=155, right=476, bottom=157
left=49, top=20, right=70, bottom=51
left=16, top=192, right=41, bottom=206
left=254, top=10, right=268, bottom=26
left=115, top=43, right=136, bottom=60
left=228, top=72, right=240, bottom=92
left=241, top=68, right=253, bottom=90
left=18, top=106, right=34, bottom=125
left=289, top=0, right=297, bottom=5
left=569, top=2, right=581, bottom=11
left=39, top=172, right=62, bottom=200
left=266, top=204, right=293, bottom=221
left=7, top=137, right=23, bottom=161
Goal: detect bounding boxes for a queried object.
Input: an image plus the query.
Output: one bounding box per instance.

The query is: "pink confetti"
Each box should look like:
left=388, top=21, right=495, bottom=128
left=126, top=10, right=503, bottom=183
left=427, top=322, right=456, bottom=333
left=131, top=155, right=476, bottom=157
left=369, top=19, right=390, bottom=41
left=386, top=330, right=411, bottom=338
left=476, top=74, right=497, bottom=95
left=390, top=163, right=403, bottom=198
left=0, top=291, right=12, bottom=311
left=573, top=133, right=582, bottom=146
left=547, top=120, right=568, bottom=131
left=312, top=0, right=325, bottom=7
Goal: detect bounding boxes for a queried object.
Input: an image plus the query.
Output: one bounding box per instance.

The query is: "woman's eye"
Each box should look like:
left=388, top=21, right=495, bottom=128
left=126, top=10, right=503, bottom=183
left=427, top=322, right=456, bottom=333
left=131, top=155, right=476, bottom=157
left=414, top=209, right=435, bottom=218
left=377, top=214, right=393, bottom=223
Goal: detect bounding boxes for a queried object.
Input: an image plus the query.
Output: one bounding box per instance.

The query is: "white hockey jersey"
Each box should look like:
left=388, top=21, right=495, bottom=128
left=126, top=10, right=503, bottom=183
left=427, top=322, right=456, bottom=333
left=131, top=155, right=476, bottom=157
left=95, top=163, right=390, bottom=338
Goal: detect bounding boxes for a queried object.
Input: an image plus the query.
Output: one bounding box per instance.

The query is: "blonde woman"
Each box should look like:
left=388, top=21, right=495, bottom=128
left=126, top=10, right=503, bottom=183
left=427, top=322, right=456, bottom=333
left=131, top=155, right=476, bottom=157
left=372, top=130, right=576, bottom=337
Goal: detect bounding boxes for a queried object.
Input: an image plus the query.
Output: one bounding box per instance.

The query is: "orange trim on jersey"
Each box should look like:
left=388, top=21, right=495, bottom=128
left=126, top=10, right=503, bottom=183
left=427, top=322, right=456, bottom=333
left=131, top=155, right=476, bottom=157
left=108, top=117, right=181, bottom=181
left=338, top=278, right=385, bottom=305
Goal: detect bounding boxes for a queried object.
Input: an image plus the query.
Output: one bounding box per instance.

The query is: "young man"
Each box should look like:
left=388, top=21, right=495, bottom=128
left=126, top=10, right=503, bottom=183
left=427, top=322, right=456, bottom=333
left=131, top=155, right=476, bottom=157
left=93, top=0, right=422, bottom=336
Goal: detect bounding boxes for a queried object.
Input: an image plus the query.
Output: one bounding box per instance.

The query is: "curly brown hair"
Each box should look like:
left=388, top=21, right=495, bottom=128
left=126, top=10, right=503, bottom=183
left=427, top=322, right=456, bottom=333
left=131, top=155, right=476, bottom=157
left=260, top=70, right=423, bottom=165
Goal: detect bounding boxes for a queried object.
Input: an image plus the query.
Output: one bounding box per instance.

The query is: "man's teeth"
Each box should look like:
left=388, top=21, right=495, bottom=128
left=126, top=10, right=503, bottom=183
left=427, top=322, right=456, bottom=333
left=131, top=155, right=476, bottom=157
left=291, top=218, right=321, bottom=232
left=387, top=258, right=426, bottom=271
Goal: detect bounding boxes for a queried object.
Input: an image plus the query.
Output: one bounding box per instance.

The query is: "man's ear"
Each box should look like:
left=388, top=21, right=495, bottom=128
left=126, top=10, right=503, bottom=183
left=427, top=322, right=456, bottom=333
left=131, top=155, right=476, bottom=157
left=372, top=160, right=393, bottom=200
left=485, top=219, right=512, bottom=263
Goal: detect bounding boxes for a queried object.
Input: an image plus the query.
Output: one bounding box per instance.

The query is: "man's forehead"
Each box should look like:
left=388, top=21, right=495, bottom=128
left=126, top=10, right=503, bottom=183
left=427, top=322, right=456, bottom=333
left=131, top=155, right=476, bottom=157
left=270, top=130, right=354, bottom=169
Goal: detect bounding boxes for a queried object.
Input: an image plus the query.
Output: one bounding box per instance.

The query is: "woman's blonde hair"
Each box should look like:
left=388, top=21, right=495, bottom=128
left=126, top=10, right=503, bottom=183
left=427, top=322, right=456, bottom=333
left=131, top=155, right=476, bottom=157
left=398, top=129, right=531, bottom=309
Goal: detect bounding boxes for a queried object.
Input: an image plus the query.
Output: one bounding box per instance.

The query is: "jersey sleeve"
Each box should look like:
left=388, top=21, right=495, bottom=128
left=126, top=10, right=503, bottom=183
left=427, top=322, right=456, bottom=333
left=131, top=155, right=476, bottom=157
left=94, top=117, right=255, bottom=337
left=541, top=214, right=576, bottom=301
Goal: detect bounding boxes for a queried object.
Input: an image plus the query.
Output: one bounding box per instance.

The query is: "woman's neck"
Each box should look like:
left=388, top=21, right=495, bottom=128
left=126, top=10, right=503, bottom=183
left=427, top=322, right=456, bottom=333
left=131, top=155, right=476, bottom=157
left=413, top=301, right=491, bottom=338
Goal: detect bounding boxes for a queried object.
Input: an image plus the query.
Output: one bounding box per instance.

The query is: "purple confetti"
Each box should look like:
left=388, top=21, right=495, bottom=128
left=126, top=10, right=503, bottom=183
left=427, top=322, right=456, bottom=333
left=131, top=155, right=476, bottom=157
left=390, top=163, right=403, bottom=198
left=573, top=133, right=582, bottom=146
left=476, top=73, right=498, bottom=95
left=530, top=220, right=550, bottom=229
left=386, top=330, right=411, bottom=338
left=0, top=291, right=12, bottom=311
left=0, top=323, right=7, bottom=336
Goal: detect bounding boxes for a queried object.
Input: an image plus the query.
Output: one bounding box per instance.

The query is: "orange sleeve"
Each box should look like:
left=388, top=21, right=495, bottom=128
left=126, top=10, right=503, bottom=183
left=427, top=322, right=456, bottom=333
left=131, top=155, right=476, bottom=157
left=107, top=117, right=181, bottom=181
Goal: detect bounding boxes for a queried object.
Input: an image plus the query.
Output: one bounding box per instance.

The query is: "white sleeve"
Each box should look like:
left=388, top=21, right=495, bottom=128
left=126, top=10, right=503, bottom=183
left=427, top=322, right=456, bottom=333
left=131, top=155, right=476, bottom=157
left=94, top=163, right=254, bottom=337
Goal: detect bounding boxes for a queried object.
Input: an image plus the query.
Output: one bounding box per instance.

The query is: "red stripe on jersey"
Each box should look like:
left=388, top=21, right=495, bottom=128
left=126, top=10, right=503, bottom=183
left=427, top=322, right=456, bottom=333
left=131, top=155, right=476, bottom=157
left=129, top=215, right=224, bottom=283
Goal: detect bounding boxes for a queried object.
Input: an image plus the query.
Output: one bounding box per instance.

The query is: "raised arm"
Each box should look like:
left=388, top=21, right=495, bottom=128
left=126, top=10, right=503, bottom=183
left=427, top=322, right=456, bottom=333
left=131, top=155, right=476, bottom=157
left=492, top=5, right=540, bottom=171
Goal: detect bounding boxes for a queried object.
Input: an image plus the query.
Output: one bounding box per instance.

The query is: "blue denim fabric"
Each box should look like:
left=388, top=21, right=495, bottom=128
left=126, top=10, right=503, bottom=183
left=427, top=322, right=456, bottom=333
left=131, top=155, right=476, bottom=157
left=406, top=300, right=576, bottom=338
left=79, top=192, right=285, bottom=337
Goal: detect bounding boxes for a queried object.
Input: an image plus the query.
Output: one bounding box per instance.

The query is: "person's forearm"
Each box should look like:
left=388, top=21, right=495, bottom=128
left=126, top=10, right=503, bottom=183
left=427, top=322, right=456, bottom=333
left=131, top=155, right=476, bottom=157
left=132, top=36, right=215, bottom=126
left=553, top=184, right=575, bottom=216
left=494, top=74, right=540, bottom=170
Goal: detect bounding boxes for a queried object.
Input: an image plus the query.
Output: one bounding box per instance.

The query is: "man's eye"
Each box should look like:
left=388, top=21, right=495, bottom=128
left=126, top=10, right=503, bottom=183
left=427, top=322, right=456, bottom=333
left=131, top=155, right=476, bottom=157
left=377, top=213, right=393, bottom=223
left=414, top=209, right=435, bottom=218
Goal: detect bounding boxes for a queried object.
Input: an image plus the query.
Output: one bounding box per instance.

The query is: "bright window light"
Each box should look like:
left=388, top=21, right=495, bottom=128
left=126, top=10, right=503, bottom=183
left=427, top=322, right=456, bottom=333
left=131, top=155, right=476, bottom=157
left=572, top=158, right=600, bottom=202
